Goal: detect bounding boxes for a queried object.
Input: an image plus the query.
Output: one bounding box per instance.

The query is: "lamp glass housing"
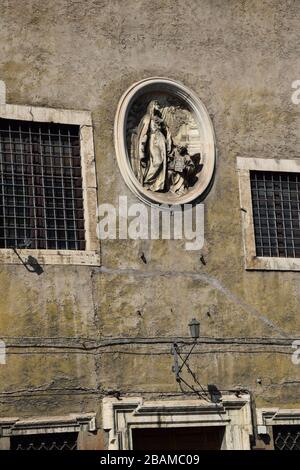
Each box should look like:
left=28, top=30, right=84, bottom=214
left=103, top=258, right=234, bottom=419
left=189, top=318, right=200, bottom=340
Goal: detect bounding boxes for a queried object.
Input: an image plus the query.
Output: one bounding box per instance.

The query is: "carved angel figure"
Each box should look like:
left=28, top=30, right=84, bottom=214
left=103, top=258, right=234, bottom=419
left=167, top=145, right=196, bottom=196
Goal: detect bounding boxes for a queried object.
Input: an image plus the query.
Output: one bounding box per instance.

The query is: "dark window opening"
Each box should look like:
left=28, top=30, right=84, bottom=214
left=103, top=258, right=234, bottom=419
left=250, top=170, right=300, bottom=258
left=132, top=426, right=225, bottom=450
left=273, top=425, right=300, bottom=450
left=11, top=432, right=78, bottom=450
left=0, top=119, right=85, bottom=250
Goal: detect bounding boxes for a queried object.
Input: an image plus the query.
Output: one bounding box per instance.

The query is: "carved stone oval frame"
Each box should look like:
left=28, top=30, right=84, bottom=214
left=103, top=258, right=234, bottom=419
left=114, top=77, right=216, bottom=206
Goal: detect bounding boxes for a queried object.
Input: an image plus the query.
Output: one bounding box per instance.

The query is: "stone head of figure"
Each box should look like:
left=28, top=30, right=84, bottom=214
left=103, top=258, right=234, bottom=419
left=147, top=100, right=160, bottom=116
left=178, top=145, right=188, bottom=155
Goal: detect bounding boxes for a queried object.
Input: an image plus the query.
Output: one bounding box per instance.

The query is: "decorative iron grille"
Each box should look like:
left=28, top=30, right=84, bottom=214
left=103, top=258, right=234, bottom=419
left=11, top=432, right=78, bottom=450
left=273, top=425, right=300, bottom=450
left=250, top=170, right=300, bottom=258
left=0, top=118, right=85, bottom=250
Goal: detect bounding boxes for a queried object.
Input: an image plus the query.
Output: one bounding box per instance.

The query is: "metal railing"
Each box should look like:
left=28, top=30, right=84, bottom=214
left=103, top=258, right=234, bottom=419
left=274, top=426, right=300, bottom=450
left=251, top=170, right=300, bottom=258
left=0, top=119, right=85, bottom=250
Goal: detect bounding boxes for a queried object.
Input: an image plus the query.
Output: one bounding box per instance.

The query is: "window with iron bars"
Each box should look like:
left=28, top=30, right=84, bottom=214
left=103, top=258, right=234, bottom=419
left=0, top=118, right=85, bottom=251
left=250, top=170, right=300, bottom=258
left=11, top=432, right=78, bottom=450
left=273, top=425, right=300, bottom=450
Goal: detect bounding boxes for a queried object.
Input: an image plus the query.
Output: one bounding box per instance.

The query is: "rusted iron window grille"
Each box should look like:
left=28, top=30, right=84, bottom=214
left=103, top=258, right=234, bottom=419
left=0, top=119, right=85, bottom=250
left=250, top=170, right=300, bottom=258
left=11, top=432, right=78, bottom=450
left=273, top=426, right=300, bottom=450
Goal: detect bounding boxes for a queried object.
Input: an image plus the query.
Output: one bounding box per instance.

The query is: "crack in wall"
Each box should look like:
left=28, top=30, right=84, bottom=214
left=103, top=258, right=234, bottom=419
left=96, top=266, right=290, bottom=338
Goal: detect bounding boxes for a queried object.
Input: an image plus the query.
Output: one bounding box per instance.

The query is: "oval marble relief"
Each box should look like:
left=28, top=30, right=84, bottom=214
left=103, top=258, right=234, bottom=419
left=114, top=77, right=216, bottom=206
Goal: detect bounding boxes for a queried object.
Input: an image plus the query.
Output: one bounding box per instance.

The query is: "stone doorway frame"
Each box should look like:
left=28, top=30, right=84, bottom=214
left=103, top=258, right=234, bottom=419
left=103, top=394, right=253, bottom=450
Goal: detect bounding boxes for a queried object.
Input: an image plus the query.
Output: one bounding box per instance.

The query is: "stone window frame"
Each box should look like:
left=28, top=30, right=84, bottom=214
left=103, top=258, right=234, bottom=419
left=0, top=413, right=96, bottom=450
left=0, top=103, right=100, bottom=266
left=237, top=157, right=300, bottom=271
left=256, top=408, right=300, bottom=449
left=102, top=395, right=253, bottom=450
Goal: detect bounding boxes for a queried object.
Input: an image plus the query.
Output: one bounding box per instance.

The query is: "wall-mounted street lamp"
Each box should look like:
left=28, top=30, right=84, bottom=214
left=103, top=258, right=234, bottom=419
left=171, top=319, right=200, bottom=383
left=171, top=319, right=211, bottom=402
left=10, top=239, right=44, bottom=275
left=188, top=318, right=200, bottom=341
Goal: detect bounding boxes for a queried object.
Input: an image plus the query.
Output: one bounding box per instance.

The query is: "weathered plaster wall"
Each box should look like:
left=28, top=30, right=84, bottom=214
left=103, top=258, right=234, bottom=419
left=0, top=0, right=299, bottom=430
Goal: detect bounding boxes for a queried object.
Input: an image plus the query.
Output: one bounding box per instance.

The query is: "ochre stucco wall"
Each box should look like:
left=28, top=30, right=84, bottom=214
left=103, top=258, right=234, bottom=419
left=0, top=0, right=299, bottom=436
